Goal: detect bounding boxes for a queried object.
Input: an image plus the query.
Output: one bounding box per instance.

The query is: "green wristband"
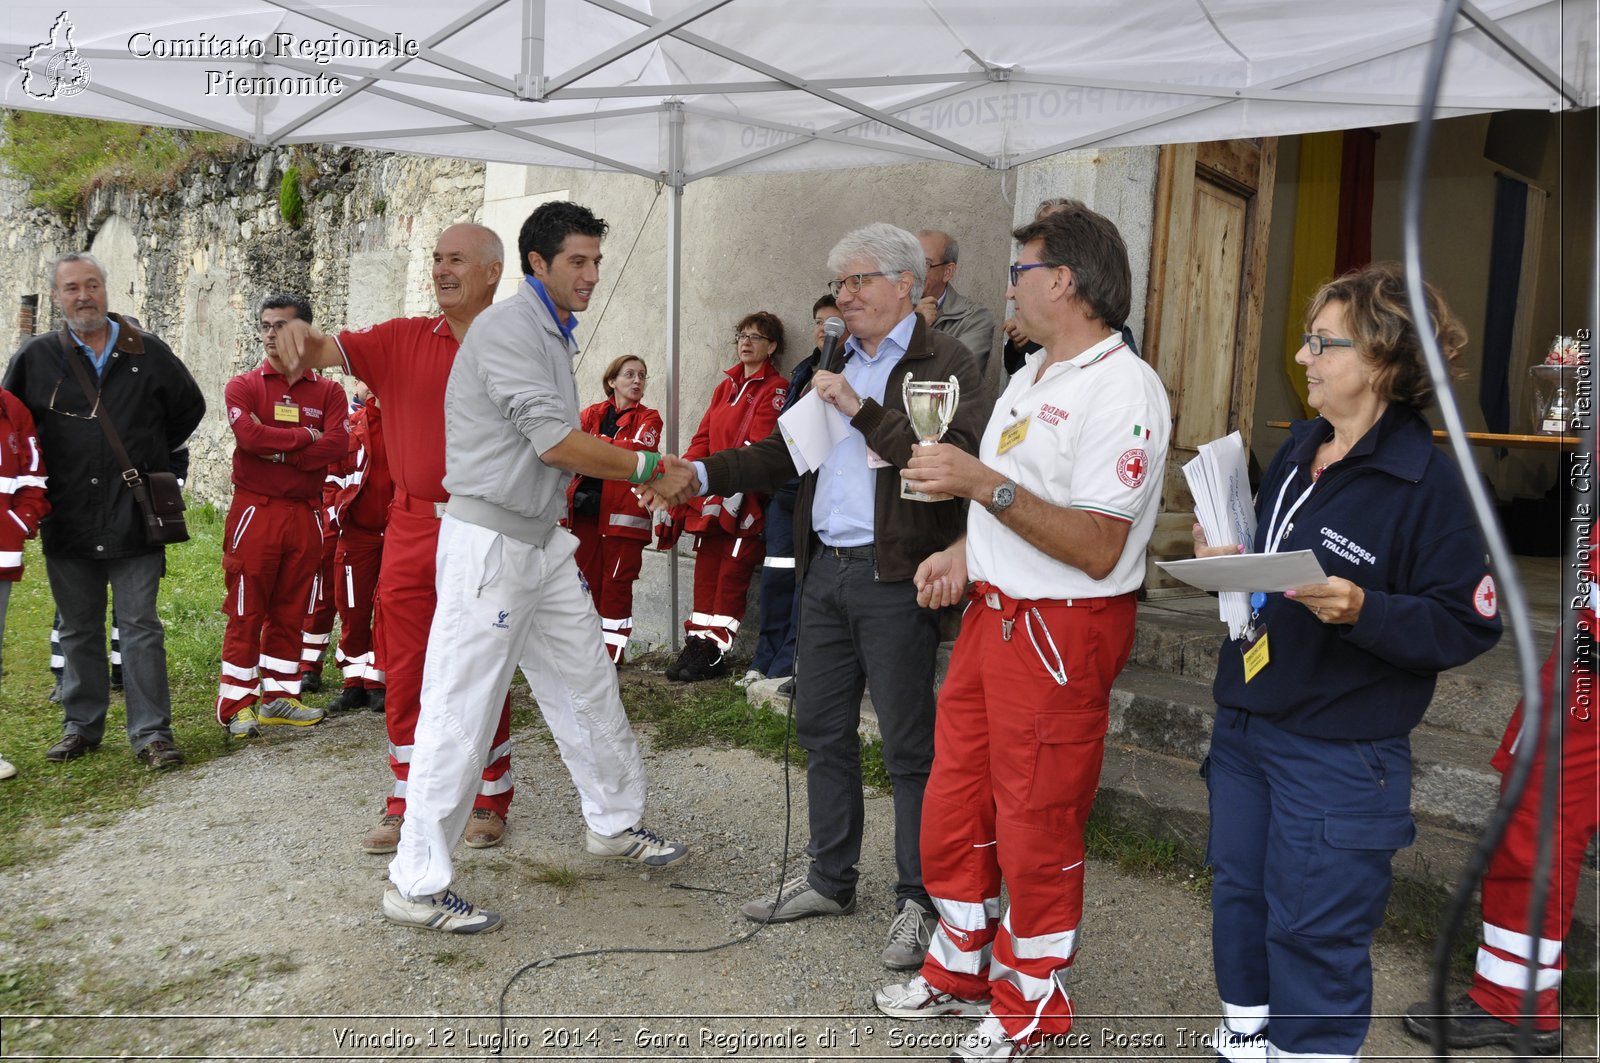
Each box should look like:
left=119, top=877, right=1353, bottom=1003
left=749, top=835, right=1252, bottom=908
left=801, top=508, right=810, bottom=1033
left=629, top=451, right=661, bottom=485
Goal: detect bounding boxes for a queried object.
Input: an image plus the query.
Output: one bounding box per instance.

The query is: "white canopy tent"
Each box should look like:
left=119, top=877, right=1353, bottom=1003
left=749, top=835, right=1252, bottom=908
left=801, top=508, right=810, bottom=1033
left=4, top=0, right=1594, bottom=629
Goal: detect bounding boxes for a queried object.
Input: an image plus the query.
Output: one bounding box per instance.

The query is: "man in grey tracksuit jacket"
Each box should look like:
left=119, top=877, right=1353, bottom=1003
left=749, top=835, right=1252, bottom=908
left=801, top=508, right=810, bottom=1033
left=383, top=203, right=692, bottom=935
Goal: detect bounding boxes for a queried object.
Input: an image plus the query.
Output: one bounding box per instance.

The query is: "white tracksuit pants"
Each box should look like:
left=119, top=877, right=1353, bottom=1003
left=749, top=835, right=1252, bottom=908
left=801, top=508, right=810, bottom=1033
left=389, top=516, right=648, bottom=899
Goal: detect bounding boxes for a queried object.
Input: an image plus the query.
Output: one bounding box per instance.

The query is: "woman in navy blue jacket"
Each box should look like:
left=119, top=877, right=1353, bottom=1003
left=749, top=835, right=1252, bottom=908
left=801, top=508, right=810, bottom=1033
left=1195, top=262, right=1502, bottom=1062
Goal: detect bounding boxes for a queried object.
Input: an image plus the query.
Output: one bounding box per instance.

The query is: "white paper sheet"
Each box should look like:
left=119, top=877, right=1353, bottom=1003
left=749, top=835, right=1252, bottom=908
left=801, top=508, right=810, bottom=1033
left=1182, top=431, right=1259, bottom=637
left=1155, top=550, right=1328, bottom=593
left=777, top=389, right=853, bottom=473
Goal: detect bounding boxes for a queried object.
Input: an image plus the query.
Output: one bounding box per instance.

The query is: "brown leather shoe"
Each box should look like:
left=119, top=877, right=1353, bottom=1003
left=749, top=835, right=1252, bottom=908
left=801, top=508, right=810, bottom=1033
left=134, top=739, right=184, bottom=770
left=362, top=813, right=403, bottom=854
left=464, top=808, right=506, bottom=849
left=45, top=733, right=99, bottom=762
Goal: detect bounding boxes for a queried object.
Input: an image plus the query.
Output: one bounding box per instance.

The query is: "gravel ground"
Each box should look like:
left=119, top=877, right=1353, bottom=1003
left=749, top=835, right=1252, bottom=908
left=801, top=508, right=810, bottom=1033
left=0, top=689, right=1594, bottom=1061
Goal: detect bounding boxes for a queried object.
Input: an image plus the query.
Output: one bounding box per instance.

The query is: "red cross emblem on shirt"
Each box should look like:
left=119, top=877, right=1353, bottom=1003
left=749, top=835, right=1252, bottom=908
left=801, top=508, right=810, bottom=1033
left=1474, top=574, right=1498, bottom=618
left=1117, top=448, right=1149, bottom=488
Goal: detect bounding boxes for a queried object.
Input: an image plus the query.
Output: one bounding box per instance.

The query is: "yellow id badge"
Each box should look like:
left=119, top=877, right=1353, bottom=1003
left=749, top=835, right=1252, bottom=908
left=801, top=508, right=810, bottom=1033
left=1241, top=626, right=1270, bottom=682
left=997, top=415, right=1030, bottom=454
left=273, top=402, right=299, bottom=423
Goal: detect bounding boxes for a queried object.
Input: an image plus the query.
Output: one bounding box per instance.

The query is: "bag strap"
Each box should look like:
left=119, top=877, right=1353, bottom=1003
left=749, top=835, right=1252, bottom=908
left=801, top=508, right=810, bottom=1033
left=57, top=329, right=143, bottom=489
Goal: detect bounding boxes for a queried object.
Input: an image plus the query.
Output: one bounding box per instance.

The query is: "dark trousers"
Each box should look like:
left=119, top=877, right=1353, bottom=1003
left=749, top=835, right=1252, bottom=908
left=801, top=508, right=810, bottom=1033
left=794, top=549, right=938, bottom=909
left=751, top=493, right=799, bottom=677
left=46, top=552, right=173, bottom=752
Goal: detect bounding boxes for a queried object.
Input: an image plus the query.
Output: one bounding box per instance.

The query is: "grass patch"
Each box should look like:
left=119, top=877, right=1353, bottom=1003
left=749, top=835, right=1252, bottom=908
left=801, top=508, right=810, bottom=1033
left=0, top=502, right=234, bottom=869
left=0, top=113, right=243, bottom=217
left=527, top=864, right=581, bottom=889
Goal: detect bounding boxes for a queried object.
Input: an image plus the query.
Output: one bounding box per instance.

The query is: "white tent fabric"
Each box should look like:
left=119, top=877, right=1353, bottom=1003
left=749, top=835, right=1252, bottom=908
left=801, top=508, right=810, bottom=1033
left=3, top=0, right=1594, bottom=182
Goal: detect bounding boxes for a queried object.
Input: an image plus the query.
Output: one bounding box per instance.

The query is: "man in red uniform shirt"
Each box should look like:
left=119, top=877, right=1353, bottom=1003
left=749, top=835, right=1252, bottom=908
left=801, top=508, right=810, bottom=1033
left=277, top=223, right=516, bottom=854
left=323, top=382, right=392, bottom=713
left=216, top=294, right=349, bottom=737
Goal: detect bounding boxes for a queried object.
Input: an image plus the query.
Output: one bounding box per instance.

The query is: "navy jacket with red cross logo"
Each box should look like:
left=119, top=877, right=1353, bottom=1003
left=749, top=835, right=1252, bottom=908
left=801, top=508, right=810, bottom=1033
left=1212, top=403, right=1502, bottom=740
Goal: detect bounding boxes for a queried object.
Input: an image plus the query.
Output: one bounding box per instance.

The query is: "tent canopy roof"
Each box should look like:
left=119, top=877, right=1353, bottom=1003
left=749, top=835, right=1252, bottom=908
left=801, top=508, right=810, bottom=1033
left=4, top=0, right=1594, bottom=183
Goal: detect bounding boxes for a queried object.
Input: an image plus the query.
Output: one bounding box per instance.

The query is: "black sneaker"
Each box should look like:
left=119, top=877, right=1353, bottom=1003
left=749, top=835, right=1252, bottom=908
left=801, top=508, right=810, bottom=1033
left=665, top=639, right=701, bottom=682
left=135, top=739, right=184, bottom=770
left=1402, top=994, right=1561, bottom=1054
left=325, top=686, right=370, bottom=713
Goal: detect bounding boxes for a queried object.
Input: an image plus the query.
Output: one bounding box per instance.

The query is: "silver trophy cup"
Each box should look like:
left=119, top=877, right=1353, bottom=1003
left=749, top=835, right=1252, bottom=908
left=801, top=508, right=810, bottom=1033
left=900, top=375, right=961, bottom=502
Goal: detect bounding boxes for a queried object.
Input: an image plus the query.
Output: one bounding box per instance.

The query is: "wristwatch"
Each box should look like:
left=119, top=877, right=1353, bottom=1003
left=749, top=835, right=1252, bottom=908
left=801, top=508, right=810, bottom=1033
left=986, top=479, right=1017, bottom=516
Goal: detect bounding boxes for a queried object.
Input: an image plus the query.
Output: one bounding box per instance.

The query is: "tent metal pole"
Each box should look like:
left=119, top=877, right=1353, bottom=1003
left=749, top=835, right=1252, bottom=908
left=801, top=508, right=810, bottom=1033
left=520, top=0, right=546, bottom=99
left=665, top=100, right=686, bottom=652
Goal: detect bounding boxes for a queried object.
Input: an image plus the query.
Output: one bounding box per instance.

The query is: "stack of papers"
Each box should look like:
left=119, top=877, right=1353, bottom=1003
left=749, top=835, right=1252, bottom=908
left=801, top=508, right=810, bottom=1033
left=1180, top=431, right=1256, bottom=639
left=777, top=390, right=853, bottom=473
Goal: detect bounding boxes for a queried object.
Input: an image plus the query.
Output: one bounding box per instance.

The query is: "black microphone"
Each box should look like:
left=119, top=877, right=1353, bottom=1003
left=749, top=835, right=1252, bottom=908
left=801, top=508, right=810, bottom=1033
left=819, top=316, right=847, bottom=373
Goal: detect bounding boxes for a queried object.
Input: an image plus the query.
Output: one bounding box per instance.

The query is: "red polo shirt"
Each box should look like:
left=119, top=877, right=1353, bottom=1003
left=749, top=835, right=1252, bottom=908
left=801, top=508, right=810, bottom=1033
left=225, top=363, right=349, bottom=499
left=336, top=316, right=456, bottom=502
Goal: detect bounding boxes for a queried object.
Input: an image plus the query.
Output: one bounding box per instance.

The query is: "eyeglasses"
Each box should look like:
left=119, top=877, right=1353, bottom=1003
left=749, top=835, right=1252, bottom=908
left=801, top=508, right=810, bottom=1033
left=1009, top=262, right=1052, bottom=286
left=47, top=376, right=101, bottom=420
left=826, top=272, right=894, bottom=297
left=1301, top=334, right=1356, bottom=357
left=734, top=331, right=773, bottom=344
left=924, top=259, right=952, bottom=271
left=259, top=320, right=294, bottom=334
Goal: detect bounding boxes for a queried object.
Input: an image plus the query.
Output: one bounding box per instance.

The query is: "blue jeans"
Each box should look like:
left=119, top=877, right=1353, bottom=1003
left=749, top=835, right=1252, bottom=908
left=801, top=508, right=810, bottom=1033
left=46, top=552, right=174, bottom=752
left=1205, top=707, right=1415, bottom=1059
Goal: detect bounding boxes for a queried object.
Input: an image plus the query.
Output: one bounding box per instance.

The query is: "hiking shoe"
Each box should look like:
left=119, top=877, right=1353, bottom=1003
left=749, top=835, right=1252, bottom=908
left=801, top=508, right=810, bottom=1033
left=735, top=669, right=763, bottom=688
left=665, top=638, right=700, bottom=681
left=740, top=874, right=855, bottom=923
left=367, top=687, right=387, bottom=714
left=1402, top=994, right=1561, bottom=1054
left=135, top=739, right=184, bottom=770
left=950, top=1016, right=1040, bottom=1061
left=258, top=697, right=326, bottom=727
left=679, top=638, right=728, bottom=681
left=382, top=886, right=502, bottom=934
left=362, top=813, right=404, bottom=854
left=227, top=706, right=262, bottom=739
left=300, top=668, right=323, bottom=694
left=464, top=809, right=506, bottom=849
left=0, top=754, right=15, bottom=780
left=585, top=824, right=688, bottom=867
left=45, top=733, right=98, bottom=762
left=324, top=686, right=370, bottom=713
left=881, top=899, right=939, bottom=970
left=875, top=974, right=990, bottom=1020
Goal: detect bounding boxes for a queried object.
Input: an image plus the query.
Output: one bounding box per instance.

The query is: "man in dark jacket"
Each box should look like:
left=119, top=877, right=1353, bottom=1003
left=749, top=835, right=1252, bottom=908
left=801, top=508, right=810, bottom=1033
left=4, top=252, right=205, bottom=769
left=651, top=223, right=989, bottom=973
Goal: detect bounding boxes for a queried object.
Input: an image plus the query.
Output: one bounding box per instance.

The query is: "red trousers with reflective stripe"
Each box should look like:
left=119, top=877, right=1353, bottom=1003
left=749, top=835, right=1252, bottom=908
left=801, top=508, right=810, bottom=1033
left=920, top=590, right=1136, bottom=1042
left=1470, top=634, right=1597, bottom=1028
left=302, top=521, right=339, bottom=673
left=572, top=514, right=644, bottom=663
left=334, top=525, right=385, bottom=689
left=375, top=502, right=513, bottom=818
left=216, top=493, right=322, bottom=723
left=686, top=529, right=762, bottom=649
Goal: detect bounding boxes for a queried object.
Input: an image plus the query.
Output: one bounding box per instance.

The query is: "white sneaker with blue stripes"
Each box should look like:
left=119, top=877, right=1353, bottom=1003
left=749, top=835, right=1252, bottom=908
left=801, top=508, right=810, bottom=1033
left=584, top=824, right=689, bottom=867
left=382, top=887, right=502, bottom=934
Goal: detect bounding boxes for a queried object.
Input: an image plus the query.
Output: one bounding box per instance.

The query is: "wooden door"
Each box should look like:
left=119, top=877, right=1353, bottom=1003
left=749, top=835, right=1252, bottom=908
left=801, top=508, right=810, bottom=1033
left=1143, top=138, right=1278, bottom=593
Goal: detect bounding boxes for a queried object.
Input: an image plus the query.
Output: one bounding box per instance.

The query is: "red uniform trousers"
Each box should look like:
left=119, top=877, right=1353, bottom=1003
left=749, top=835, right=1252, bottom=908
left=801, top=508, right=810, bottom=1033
left=216, top=491, right=323, bottom=723
left=302, top=524, right=339, bottom=677
left=376, top=495, right=513, bottom=818
left=571, top=513, right=645, bottom=664
left=334, top=525, right=385, bottom=689
left=919, top=587, right=1137, bottom=1044
left=1469, top=634, right=1597, bottom=1028
left=685, top=529, right=763, bottom=652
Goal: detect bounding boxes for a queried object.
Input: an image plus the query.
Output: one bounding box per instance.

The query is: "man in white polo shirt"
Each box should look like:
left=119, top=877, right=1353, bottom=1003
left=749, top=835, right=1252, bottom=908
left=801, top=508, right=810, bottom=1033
left=873, top=201, right=1171, bottom=1062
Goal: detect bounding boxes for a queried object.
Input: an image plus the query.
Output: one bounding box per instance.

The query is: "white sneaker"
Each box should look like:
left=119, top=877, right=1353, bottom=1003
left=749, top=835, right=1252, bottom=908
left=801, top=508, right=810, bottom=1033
left=950, top=1016, right=1040, bottom=1061
left=382, top=887, right=502, bottom=934
left=875, top=974, right=989, bottom=1020
left=735, top=669, right=763, bottom=688
left=0, top=754, right=15, bottom=780
left=584, top=824, right=689, bottom=867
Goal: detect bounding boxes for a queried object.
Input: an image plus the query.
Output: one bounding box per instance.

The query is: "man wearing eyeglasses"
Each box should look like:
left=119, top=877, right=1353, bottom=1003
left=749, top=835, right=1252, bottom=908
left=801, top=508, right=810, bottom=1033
left=4, top=252, right=205, bottom=770
left=646, top=222, right=989, bottom=973
left=876, top=202, right=1171, bottom=1061
left=916, top=230, right=997, bottom=374
left=214, top=294, right=349, bottom=740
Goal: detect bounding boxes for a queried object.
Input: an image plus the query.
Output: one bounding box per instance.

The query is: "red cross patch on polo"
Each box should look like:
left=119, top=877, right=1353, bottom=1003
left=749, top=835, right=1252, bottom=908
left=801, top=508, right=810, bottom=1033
left=1117, top=448, right=1149, bottom=488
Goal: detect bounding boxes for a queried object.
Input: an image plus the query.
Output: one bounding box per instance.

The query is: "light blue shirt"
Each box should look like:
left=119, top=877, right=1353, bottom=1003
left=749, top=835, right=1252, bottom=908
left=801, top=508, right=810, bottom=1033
left=70, top=319, right=121, bottom=378
left=811, top=312, right=917, bottom=547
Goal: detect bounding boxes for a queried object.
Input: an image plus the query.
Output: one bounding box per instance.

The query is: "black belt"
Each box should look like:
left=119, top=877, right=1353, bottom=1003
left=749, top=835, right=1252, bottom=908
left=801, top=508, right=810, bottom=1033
left=818, top=543, right=875, bottom=561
